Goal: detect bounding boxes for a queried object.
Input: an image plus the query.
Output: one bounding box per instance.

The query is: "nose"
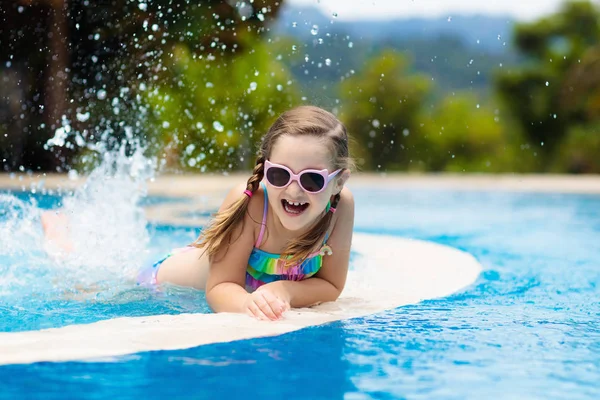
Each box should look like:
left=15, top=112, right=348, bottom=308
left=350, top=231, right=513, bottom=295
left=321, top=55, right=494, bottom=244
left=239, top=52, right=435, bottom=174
left=286, top=178, right=304, bottom=197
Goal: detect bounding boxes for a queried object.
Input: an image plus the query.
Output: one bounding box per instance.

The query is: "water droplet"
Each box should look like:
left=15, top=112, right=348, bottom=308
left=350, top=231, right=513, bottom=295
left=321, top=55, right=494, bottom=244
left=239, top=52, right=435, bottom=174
left=447, top=16, right=452, bottom=22
left=476, top=104, right=480, bottom=109
left=332, top=12, right=338, bottom=18
left=325, top=58, right=331, bottom=66
left=348, top=42, right=353, bottom=48
left=96, top=89, right=107, bottom=100
left=546, top=81, right=549, bottom=86
left=469, top=59, right=474, bottom=65
left=162, top=121, right=170, bottom=129
left=276, top=84, right=283, bottom=91
left=292, top=21, right=297, bottom=28
left=311, top=25, right=319, bottom=35
left=213, top=121, right=224, bottom=132
left=185, top=144, right=196, bottom=155
left=403, top=129, right=410, bottom=137
left=206, top=82, right=213, bottom=88
left=76, top=112, right=90, bottom=122
left=138, top=3, right=147, bottom=11
left=292, top=45, right=297, bottom=51
left=249, top=82, right=257, bottom=91
left=372, top=119, right=380, bottom=128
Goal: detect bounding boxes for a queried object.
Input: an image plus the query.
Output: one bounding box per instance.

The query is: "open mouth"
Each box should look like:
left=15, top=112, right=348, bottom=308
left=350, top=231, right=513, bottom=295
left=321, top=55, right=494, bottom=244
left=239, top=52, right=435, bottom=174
left=281, top=199, right=309, bottom=215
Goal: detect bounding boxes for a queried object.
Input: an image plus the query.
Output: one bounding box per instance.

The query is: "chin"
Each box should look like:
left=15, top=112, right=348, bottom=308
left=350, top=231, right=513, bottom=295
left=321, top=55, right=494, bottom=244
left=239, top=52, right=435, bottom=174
left=278, top=210, right=319, bottom=232
left=280, top=216, right=313, bottom=232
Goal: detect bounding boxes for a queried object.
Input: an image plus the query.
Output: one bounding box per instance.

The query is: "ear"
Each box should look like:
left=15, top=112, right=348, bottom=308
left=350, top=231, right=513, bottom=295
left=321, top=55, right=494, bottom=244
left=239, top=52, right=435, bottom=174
left=334, top=169, right=351, bottom=194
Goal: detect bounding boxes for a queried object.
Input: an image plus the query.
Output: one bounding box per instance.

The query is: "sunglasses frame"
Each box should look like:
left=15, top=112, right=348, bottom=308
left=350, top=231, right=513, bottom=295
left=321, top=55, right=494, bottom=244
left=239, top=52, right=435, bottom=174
left=264, top=160, right=342, bottom=194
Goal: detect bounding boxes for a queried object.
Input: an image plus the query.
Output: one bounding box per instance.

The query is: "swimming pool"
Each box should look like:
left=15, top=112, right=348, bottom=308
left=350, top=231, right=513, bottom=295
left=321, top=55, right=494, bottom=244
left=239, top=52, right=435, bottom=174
left=1, top=187, right=599, bottom=399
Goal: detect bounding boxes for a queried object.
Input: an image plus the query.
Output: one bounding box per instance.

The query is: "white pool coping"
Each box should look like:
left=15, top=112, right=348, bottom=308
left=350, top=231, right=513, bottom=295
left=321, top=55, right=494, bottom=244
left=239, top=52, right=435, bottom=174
left=0, top=232, right=481, bottom=365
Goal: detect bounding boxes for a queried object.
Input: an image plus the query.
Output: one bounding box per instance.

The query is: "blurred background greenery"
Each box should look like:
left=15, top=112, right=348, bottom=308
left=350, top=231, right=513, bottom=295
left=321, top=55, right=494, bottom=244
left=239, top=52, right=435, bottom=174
left=0, top=0, right=598, bottom=174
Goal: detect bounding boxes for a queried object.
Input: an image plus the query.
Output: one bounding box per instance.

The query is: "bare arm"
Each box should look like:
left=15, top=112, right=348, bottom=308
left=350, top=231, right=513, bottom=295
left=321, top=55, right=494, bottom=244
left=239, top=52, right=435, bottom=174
left=204, top=183, right=292, bottom=320
left=260, top=187, right=355, bottom=308
left=204, top=183, right=258, bottom=313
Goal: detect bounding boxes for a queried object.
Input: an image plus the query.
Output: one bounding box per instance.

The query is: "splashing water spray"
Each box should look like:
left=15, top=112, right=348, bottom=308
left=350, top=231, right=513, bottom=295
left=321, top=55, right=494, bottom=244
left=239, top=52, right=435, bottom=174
left=1, top=116, right=156, bottom=297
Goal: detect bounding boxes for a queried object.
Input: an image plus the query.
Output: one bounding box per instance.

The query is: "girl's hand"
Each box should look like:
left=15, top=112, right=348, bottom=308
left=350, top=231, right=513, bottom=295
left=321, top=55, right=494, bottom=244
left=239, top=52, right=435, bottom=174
left=243, top=284, right=291, bottom=321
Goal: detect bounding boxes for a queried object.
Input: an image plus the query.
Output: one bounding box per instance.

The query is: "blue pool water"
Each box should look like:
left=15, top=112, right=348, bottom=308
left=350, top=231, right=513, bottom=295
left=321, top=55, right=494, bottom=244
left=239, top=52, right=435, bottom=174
left=1, top=188, right=599, bottom=399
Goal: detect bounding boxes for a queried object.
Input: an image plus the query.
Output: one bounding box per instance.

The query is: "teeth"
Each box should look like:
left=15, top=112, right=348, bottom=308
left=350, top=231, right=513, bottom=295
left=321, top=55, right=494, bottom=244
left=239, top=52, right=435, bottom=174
left=287, top=200, right=306, bottom=206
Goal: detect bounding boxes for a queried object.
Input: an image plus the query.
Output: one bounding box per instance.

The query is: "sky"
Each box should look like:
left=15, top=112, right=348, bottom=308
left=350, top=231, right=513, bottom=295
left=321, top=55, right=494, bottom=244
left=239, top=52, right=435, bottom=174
left=287, top=0, right=597, bottom=21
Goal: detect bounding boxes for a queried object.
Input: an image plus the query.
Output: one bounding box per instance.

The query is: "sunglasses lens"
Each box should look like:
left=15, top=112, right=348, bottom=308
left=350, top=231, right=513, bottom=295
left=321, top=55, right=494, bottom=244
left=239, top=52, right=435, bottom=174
left=266, top=167, right=290, bottom=187
left=300, top=172, right=325, bottom=192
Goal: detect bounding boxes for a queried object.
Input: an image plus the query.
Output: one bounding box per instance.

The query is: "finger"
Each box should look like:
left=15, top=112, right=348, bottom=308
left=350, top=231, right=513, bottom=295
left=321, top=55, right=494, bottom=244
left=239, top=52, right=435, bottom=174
left=254, top=293, right=280, bottom=320
left=260, top=290, right=287, bottom=317
left=247, top=301, right=269, bottom=321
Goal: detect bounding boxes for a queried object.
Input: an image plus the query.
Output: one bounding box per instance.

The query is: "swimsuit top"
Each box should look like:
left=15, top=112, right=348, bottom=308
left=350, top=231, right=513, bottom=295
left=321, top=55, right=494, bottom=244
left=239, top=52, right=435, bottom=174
left=245, top=182, right=332, bottom=291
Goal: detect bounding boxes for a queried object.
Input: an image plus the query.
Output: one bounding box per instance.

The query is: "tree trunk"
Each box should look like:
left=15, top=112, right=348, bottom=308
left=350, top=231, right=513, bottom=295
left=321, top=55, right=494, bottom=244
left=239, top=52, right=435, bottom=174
left=45, top=0, right=69, bottom=131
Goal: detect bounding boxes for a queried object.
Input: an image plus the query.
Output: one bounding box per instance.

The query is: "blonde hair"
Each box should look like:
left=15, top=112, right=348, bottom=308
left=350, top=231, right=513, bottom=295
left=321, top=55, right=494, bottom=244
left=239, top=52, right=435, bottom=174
left=192, top=105, right=353, bottom=265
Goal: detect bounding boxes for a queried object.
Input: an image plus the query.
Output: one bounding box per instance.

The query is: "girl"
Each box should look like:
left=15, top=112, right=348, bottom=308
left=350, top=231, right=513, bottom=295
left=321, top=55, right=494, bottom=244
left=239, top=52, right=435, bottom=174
left=44, top=106, right=355, bottom=321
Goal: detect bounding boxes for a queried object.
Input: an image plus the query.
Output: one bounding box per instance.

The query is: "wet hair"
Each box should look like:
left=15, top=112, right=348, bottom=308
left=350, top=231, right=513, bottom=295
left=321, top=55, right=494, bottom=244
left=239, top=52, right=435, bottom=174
left=191, top=105, right=353, bottom=266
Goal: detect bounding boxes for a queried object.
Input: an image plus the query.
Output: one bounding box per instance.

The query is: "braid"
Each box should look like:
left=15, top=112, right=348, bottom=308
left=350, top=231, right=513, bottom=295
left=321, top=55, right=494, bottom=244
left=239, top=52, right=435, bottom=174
left=331, top=193, right=341, bottom=210
left=246, top=156, right=265, bottom=193
left=190, top=155, right=265, bottom=261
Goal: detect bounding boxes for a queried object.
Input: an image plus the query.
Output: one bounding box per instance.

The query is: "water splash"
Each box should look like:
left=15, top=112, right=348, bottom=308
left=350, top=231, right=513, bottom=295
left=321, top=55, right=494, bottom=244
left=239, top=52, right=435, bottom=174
left=52, top=143, right=154, bottom=285
left=1, top=129, right=156, bottom=298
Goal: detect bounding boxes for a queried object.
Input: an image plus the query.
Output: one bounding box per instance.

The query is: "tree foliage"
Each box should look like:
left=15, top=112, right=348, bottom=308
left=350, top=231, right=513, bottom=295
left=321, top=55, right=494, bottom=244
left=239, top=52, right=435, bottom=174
left=339, top=50, right=432, bottom=170
left=0, top=0, right=284, bottom=171
left=144, top=38, right=299, bottom=172
left=495, top=0, right=600, bottom=170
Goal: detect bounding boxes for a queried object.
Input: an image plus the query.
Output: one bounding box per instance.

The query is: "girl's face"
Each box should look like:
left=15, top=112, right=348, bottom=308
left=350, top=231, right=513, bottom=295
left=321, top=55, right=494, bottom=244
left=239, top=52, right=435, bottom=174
left=265, top=135, right=344, bottom=233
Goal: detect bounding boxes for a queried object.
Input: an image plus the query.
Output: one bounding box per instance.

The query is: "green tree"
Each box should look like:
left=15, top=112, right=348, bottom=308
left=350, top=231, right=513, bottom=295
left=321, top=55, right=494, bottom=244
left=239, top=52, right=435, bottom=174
left=552, top=123, right=600, bottom=173
left=0, top=0, right=285, bottom=171
left=422, top=94, right=531, bottom=172
left=495, top=0, right=600, bottom=169
left=144, top=37, right=300, bottom=172
left=339, top=50, right=432, bottom=171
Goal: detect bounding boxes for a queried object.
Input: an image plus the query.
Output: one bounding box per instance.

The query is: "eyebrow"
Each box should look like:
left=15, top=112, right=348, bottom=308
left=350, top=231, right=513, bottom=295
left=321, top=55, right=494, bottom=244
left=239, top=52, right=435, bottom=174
left=268, top=160, right=330, bottom=172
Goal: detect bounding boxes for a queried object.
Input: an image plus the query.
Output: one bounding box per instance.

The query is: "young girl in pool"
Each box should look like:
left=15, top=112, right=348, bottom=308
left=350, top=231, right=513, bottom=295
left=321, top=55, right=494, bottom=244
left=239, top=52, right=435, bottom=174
left=43, top=106, right=355, bottom=321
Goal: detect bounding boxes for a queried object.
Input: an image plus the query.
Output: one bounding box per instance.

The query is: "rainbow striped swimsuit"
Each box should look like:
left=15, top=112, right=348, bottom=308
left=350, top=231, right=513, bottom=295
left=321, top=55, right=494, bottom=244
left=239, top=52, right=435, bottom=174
left=245, top=183, right=329, bottom=291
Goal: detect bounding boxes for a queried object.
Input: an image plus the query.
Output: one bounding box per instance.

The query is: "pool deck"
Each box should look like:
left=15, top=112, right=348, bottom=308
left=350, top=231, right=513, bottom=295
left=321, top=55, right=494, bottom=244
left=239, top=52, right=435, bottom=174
left=0, top=233, right=481, bottom=365
left=1, top=172, right=598, bottom=364
left=2, top=172, right=600, bottom=196
left=3, top=172, right=599, bottom=227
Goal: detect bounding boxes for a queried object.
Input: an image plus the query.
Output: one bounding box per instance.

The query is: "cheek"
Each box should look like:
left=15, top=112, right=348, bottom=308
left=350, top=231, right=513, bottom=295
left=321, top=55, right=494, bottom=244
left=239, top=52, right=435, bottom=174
left=310, top=192, right=332, bottom=210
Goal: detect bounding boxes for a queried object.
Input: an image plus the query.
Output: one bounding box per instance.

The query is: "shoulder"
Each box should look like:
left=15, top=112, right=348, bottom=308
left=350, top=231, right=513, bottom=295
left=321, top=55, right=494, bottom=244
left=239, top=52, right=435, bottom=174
left=335, top=186, right=355, bottom=218
left=328, top=186, right=354, bottom=237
